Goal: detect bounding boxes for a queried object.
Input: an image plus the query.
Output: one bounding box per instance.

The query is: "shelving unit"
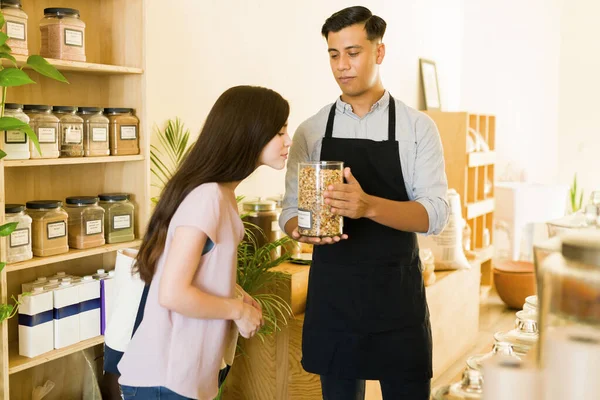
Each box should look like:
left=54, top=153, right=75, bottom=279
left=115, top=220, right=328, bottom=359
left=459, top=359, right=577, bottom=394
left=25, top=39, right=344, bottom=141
left=0, top=1, right=148, bottom=398
left=424, top=111, right=496, bottom=291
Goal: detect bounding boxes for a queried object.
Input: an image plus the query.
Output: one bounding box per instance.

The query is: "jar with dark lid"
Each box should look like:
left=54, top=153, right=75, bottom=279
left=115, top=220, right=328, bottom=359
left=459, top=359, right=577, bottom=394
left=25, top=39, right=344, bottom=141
left=98, top=193, right=135, bottom=243
left=54, top=106, right=84, bottom=157
left=242, top=199, right=281, bottom=258
left=1, top=0, right=28, bottom=56
left=5, top=203, right=32, bottom=263
left=24, top=105, right=60, bottom=159
left=2, top=103, right=30, bottom=160
left=104, top=108, right=140, bottom=156
left=26, top=200, right=68, bottom=257
left=39, top=7, right=86, bottom=62
left=78, top=107, right=110, bottom=157
left=65, top=196, right=105, bottom=249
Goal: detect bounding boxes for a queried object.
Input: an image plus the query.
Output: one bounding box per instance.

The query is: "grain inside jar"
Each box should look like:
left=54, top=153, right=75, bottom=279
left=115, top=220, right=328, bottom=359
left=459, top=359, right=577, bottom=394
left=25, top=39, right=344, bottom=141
left=297, top=161, right=344, bottom=237
left=39, top=7, right=86, bottom=62
left=26, top=200, right=69, bottom=257
left=1, top=0, right=28, bottom=56
left=105, top=108, right=140, bottom=156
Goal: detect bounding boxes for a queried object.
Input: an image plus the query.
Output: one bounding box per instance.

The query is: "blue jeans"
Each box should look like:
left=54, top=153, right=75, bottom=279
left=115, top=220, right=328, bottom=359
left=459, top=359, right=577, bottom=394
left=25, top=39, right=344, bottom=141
left=120, top=385, right=194, bottom=400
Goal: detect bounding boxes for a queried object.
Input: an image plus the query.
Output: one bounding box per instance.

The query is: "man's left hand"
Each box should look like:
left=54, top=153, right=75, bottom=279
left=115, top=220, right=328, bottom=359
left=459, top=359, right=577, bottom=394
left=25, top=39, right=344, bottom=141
left=324, top=167, right=373, bottom=219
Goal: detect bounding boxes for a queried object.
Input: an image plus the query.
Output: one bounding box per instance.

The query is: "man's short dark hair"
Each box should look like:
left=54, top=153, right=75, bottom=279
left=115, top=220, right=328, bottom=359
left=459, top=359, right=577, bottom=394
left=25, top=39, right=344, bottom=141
left=321, top=6, right=387, bottom=41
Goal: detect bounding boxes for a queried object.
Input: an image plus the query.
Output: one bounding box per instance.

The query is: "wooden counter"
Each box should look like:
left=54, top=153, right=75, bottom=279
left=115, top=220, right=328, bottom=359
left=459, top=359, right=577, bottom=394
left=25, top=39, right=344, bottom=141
left=223, top=262, right=481, bottom=400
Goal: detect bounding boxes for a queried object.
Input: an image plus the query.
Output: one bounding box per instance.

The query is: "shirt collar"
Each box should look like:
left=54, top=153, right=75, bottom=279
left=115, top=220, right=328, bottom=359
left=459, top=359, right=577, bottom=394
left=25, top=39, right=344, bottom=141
left=335, top=90, right=390, bottom=115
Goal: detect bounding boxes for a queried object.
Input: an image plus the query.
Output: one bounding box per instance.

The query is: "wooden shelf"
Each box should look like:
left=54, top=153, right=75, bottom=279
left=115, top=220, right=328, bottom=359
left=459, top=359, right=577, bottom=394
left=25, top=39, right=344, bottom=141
left=9, top=336, right=104, bottom=375
left=468, top=151, right=496, bottom=167
left=6, top=240, right=142, bottom=272
left=3, top=55, right=143, bottom=76
left=4, top=155, right=144, bottom=167
left=466, top=199, right=495, bottom=220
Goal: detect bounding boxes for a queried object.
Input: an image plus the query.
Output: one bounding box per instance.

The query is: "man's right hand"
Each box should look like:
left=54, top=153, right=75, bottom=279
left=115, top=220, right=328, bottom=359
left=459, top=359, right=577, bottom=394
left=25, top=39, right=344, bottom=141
left=288, top=222, right=348, bottom=245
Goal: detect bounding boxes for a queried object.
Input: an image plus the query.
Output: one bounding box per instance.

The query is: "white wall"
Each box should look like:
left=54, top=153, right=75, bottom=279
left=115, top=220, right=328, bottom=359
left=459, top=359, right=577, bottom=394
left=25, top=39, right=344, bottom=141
left=557, top=0, right=600, bottom=201
left=460, top=0, right=563, bottom=185
left=145, top=0, right=464, bottom=199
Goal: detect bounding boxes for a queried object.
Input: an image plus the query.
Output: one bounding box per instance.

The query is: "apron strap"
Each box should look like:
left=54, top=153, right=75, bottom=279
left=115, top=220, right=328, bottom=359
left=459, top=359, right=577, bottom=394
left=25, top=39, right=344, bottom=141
left=324, top=94, right=397, bottom=141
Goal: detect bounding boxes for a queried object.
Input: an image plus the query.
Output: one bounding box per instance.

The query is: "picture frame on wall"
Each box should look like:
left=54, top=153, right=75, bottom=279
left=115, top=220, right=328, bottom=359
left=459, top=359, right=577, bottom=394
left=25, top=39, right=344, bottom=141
left=419, top=58, right=441, bottom=111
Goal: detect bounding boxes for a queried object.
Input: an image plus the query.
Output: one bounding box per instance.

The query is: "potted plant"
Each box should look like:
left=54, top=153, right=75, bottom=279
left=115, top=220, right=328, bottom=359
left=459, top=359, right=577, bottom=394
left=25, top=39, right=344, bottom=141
left=0, top=11, right=68, bottom=323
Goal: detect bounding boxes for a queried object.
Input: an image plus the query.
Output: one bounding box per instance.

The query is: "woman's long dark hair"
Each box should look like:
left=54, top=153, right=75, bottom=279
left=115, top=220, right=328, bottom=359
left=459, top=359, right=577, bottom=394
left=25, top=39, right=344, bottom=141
left=136, top=86, right=290, bottom=284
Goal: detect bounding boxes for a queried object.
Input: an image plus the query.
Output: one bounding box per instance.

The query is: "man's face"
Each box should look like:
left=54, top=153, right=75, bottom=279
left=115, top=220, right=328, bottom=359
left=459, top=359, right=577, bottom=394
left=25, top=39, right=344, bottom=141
left=326, top=23, right=385, bottom=97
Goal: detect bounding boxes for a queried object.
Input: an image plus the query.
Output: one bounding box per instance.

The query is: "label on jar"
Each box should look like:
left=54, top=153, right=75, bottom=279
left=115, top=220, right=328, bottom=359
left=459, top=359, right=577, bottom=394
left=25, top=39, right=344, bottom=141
left=86, top=219, right=103, bottom=235
left=64, top=127, right=82, bottom=144
left=6, top=21, right=26, bottom=41
left=120, top=126, right=137, bottom=140
left=113, top=214, right=131, bottom=230
left=5, top=130, right=27, bottom=144
left=298, top=209, right=312, bottom=229
left=271, top=220, right=281, bottom=232
left=10, top=228, right=29, bottom=248
left=64, top=29, right=83, bottom=47
left=92, top=128, right=108, bottom=142
left=38, top=127, right=57, bottom=143
left=47, top=221, right=66, bottom=239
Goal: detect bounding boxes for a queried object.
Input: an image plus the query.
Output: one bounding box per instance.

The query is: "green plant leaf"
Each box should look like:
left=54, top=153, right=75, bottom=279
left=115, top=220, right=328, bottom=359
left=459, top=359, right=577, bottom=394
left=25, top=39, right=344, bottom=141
left=0, top=148, right=6, bottom=160
left=0, top=52, right=17, bottom=66
left=26, top=55, right=68, bottom=83
left=22, top=124, right=41, bottom=156
left=0, top=68, right=35, bottom=87
left=0, top=11, right=5, bottom=30
left=0, top=222, right=17, bottom=236
left=0, top=116, right=28, bottom=130
left=0, top=262, right=5, bottom=273
left=0, top=32, right=8, bottom=47
left=0, top=43, right=11, bottom=54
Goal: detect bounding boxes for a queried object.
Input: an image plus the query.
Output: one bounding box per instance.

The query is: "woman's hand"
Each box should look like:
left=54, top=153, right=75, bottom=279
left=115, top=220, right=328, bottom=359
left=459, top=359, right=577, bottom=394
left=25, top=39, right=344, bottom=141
left=234, top=301, right=262, bottom=339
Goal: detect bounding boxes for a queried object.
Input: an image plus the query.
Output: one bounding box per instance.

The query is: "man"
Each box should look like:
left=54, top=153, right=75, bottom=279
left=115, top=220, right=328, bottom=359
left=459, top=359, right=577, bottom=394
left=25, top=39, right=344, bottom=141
left=280, top=6, right=449, bottom=400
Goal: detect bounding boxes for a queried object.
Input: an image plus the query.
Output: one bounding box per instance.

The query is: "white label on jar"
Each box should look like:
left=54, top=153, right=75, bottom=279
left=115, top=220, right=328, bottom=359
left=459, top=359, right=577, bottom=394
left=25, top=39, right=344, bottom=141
left=38, top=127, right=56, bottom=143
left=271, top=220, right=281, bottom=232
left=10, top=228, right=29, bottom=248
left=47, top=221, right=66, bottom=239
left=92, top=128, right=108, bottom=142
left=113, top=215, right=131, bottom=230
left=120, top=126, right=137, bottom=140
left=64, top=29, right=83, bottom=47
left=6, top=21, right=25, bottom=41
left=86, top=219, right=102, bottom=235
left=5, top=130, right=27, bottom=144
left=64, top=127, right=82, bottom=144
left=298, top=209, right=312, bottom=229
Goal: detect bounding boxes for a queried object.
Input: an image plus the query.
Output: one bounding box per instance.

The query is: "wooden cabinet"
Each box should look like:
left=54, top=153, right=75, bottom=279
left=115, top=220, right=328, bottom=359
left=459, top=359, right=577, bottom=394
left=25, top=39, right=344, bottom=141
left=0, top=1, right=147, bottom=398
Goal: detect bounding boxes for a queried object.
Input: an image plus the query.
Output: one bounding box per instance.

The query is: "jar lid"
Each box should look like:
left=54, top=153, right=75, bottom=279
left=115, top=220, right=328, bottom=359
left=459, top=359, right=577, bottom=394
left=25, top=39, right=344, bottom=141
left=104, top=108, right=134, bottom=114
left=243, top=199, right=276, bottom=212
left=4, top=103, right=23, bottom=110
left=1, top=0, right=22, bottom=8
left=5, top=204, right=25, bottom=213
left=66, top=196, right=99, bottom=205
left=98, top=193, right=130, bottom=201
left=24, top=104, right=53, bottom=111
left=78, top=107, right=103, bottom=113
left=53, top=105, right=78, bottom=113
left=44, top=7, right=80, bottom=17
left=562, top=232, right=600, bottom=267
left=26, top=200, right=63, bottom=209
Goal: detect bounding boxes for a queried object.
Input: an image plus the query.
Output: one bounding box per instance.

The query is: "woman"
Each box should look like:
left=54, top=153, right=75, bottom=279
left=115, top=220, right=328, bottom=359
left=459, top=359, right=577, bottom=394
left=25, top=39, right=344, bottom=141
left=118, top=86, right=292, bottom=400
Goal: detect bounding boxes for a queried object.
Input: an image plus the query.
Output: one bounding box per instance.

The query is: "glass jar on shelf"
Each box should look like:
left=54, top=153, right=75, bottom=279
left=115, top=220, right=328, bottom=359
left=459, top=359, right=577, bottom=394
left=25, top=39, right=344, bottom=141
left=105, top=108, right=140, bottom=156
left=26, top=200, right=69, bottom=257
left=98, top=193, right=135, bottom=243
left=0, top=0, right=28, bottom=56
left=5, top=203, right=33, bottom=263
left=24, top=105, right=60, bottom=159
left=2, top=103, right=30, bottom=160
left=78, top=107, right=110, bottom=157
left=39, top=7, right=86, bottom=62
left=64, top=196, right=105, bottom=249
left=54, top=106, right=84, bottom=157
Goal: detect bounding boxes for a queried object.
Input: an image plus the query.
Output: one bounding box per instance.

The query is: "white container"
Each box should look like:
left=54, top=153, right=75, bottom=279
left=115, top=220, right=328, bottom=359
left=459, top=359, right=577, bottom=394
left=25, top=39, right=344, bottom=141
left=495, top=182, right=569, bottom=261
left=53, top=281, right=80, bottom=348
left=18, top=287, right=54, bottom=358
left=2, top=103, right=30, bottom=160
left=78, top=275, right=100, bottom=340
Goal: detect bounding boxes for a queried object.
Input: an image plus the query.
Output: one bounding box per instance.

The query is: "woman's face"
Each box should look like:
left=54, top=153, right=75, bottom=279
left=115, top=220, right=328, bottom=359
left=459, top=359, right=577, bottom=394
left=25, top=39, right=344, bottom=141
left=259, top=123, right=291, bottom=170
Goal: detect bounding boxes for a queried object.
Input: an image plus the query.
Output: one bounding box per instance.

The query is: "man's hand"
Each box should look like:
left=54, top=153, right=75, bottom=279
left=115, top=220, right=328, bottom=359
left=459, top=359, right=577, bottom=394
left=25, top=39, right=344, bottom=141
left=324, top=167, right=373, bottom=219
left=290, top=226, right=348, bottom=245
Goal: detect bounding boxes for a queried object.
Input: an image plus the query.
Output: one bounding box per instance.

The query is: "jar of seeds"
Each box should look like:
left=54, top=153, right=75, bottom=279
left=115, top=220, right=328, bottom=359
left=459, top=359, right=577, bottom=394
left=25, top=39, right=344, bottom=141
left=54, top=106, right=83, bottom=157
left=298, top=161, right=344, bottom=237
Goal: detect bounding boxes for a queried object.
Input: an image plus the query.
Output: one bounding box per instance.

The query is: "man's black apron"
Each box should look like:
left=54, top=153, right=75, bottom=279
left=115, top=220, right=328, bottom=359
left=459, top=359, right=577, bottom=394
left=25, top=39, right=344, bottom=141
left=301, top=94, right=433, bottom=381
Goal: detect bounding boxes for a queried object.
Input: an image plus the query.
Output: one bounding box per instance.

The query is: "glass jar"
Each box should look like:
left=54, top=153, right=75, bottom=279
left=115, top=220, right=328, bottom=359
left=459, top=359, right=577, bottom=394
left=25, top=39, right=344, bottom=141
left=26, top=200, right=68, bottom=257
left=2, top=103, right=30, bottom=160
left=466, top=341, right=521, bottom=372
left=242, top=199, right=281, bottom=259
left=297, top=161, right=344, bottom=237
left=105, top=108, right=140, bottom=156
left=54, top=106, right=84, bottom=157
left=24, top=105, right=60, bottom=159
left=441, top=368, right=483, bottom=399
left=65, top=196, right=105, bottom=249
left=493, top=310, right=539, bottom=357
left=78, top=107, right=110, bottom=157
left=5, top=204, right=32, bottom=263
left=98, top=193, right=135, bottom=243
left=1, top=0, right=27, bottom=56
left=39, top=8, right=85, bottom=62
